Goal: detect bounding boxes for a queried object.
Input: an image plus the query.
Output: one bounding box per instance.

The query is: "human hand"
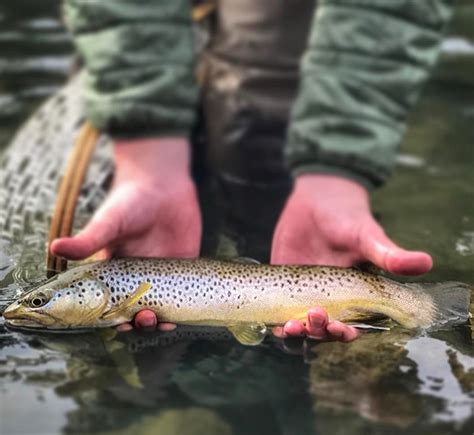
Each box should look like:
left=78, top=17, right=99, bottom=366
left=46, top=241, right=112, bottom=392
left=270, top=173, right=433, bottom=341
left=51, top=137, right=202, bottom=260
left=51, top=138, right=201, bottom=332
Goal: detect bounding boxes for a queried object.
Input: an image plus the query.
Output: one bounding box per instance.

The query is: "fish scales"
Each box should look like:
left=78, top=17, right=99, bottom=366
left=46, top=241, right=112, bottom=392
left=3, top=258, right=471, bottom=345
left=88, top=258, right=430, bottom=325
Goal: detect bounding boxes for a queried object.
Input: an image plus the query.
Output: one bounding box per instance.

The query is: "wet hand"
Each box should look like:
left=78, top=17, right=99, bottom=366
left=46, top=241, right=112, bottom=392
left=272, top=307, right=359, bottom=342
left=271, top=174, right=433, bottom=341
left=271, top=174, right=432, bottom=273
left=116, top=310, right=175, bottom=333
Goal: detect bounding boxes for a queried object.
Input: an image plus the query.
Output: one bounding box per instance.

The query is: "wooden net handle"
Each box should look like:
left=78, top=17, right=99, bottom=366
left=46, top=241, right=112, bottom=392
left=46, top=121, right=99, bottom=277
left=192, top=1, right=216, bottom=21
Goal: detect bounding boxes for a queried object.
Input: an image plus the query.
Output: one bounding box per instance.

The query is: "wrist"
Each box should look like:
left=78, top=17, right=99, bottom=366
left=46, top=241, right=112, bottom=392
left=293, top=174, right=370, bottom=211
left=295, top=173, right=368, bottom=195
left=113, top=137, right=193, bottom=185
left=292, top=164, right=377, bottom=191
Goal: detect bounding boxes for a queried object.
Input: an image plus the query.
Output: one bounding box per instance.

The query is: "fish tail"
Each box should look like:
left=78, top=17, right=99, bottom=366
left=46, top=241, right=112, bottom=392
left=409, top=281, right=472, bottom=329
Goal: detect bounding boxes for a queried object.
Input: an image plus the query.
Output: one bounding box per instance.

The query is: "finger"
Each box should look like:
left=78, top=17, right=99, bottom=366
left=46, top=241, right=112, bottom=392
left=359, top=220, right=433, bottom=276
left=50, top=213, right=121, bottom=260
left=272, top=326, right=287, bottom=338
left=134, top=310, right=158, bottom=331
left=306, top=307, right=329, bottom=339
left=116, top=323, right=133, bottom=332
left=158, top=323, right=177, bottom=332
left=283, top=320, right=306, bottom=337
left=326, top=321, right=360, bottom=342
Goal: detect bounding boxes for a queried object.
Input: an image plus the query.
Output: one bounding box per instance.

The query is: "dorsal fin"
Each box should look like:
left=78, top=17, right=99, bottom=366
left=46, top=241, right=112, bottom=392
left=228, top=257, right=261, bottom=265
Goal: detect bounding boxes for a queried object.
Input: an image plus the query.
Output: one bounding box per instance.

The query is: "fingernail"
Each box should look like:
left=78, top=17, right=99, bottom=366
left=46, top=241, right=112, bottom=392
left=309, top=314, right=325, bottom=328
left=137, top=317, right=157, bottom=330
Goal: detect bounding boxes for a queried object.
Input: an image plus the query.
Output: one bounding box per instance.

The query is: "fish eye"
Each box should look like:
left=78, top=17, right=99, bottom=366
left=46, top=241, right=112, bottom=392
left=28, top=293, right=48, bottom=308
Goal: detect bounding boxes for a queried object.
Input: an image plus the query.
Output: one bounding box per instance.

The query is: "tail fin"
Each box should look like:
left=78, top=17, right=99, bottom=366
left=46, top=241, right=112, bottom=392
left=409, top=281, right=472, bottom=329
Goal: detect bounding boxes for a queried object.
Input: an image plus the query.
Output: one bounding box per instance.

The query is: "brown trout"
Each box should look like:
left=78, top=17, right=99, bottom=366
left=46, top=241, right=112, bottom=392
left=3, top=258, right=471, bottom=345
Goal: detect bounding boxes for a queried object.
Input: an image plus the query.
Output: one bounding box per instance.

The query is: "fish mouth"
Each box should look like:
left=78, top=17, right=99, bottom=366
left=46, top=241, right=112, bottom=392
left=3, top=315, right=58, bottom=329
left=3, top=304, right=59, bottom=329
left=4, top=320, right=93, bottom=334
left=3, top=307, right=92, bottom=332
left=5, top=318, right=50, bottom=328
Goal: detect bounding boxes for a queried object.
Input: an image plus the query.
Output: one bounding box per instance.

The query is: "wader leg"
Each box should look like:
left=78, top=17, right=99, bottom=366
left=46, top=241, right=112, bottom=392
left=201, top=0, right=317, bottom=186
left=198, top=1, right=317, bottom=261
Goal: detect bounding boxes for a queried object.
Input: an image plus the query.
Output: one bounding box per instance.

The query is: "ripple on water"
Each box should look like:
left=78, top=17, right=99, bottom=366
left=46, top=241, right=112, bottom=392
left=0, top=324, right=76, bottom=435
left=23, top=18, right=62, bottom=30
left=0, top=56, right=72, bottom=75
left=405, top=336, right=474, bottom=424
left=455, top=231, right=474, bottom=257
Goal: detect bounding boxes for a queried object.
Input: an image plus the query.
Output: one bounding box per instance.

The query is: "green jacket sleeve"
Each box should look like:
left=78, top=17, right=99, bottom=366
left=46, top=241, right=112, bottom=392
left=63, top=0, right=198, bottom=139
left=286, top=0, right=455, bottom=189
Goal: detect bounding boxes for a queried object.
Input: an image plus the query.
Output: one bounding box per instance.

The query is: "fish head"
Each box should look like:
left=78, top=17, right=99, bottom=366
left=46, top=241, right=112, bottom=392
left=3, top=268, right=110, bottom=330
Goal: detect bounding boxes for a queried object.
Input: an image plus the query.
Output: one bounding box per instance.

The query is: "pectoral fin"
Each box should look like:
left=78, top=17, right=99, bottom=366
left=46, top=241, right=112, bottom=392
left=102, top=282, right=152, bottom=320
left=228, top=323, right=267, bottom=346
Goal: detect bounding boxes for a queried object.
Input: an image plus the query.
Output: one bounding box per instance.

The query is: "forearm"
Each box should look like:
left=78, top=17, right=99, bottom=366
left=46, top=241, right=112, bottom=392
left=64, top=0, right=198, bottom=139
left=286, top=0, right=455, bottom=189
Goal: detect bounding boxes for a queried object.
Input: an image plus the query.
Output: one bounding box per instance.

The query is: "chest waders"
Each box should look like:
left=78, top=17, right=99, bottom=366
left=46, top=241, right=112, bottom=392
left=200, top=0, right=317, bottom=187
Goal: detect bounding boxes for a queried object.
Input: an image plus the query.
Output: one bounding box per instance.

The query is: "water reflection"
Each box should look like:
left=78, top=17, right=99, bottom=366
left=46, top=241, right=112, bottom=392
left=1, top=321, right=473, bottom=435
left=309, top=328, right=474, bottom=434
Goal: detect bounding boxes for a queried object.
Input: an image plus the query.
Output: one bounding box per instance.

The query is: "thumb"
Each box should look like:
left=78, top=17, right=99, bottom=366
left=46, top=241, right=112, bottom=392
left=358, top=219, right=433, bottom=276
left=50, top=208, right=121, bottom=261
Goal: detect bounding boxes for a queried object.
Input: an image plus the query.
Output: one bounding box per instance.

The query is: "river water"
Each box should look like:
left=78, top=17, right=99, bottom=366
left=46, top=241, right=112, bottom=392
left=0, top=2, right=473, bottom=435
